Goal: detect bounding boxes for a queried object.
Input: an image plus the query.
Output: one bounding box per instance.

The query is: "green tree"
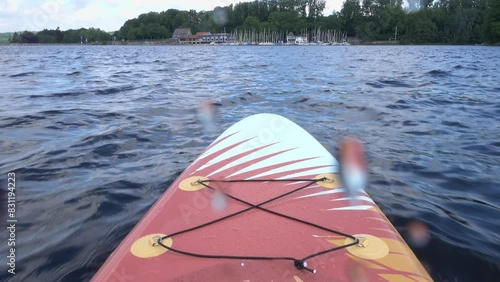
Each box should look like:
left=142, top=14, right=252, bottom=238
left=244, top=15, right=262, bottom=30
left=484, top=0, right=500, bottom=42
left=109, top=0, right=493, bottom=44
left=127, top=29, right=137, bottom=40
left=341, top=0, right=363, bottom=36
left=401, top=10, right=439, bottom=43
left=138, top=12, right=159, bottom=25
left=37, top=28, right=64, bottom=43
left=61, top=29, right=83, bottom=43
left=19, top=31, right=39, bottom=43
left=362, top=0, right=376, bottom=16
left=318, top=13, right=343, bottom=31
left=137, top=23, right=147, bottom=39
left=11, top=32, right=19, bottom=43
left=307, top=0, right=327, bottom=18
left=268, top=11, right=300, bottom=32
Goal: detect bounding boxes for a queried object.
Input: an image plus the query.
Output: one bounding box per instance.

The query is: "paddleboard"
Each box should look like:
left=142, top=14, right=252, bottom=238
left=92, top=113, right=432, bottom=281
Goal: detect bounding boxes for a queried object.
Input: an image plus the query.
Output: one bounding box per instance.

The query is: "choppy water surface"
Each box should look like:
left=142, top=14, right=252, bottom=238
left=0, top=45, right=499, bottom=281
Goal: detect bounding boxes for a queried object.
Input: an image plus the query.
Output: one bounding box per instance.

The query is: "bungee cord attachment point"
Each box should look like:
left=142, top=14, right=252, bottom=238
left=294, top=260, right=316, bottom=274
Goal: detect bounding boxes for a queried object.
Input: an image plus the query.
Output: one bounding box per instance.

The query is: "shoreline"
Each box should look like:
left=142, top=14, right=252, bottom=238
left=0, top=42, right=496, bottom=46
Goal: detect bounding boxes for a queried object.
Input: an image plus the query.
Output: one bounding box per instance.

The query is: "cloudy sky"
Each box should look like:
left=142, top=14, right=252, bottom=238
left=0, top=0, right=345, bottom=32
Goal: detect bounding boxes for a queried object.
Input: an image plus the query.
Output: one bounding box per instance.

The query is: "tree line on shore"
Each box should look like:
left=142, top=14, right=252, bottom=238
left=7, top=0, right=500, bottom=44
left=9, top=27, right=113, bottom=44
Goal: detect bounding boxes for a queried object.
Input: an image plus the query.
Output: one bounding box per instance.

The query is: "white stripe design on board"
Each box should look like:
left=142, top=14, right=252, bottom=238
left=205, top=142, right=284, bottom=177
left=243, top=156, right=328, bottom=179
left=192, top=131, right=243, bottom=167
left=331, top=196, right=375, bottom=204
left=296, top=188, right=347, bottom=199
left=273, top=166, right=336, bottom=180
left=327, top=205, right=374, bottom=211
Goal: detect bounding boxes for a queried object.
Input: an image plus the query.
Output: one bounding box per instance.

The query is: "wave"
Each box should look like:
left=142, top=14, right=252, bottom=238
left=426, top=69, right=449, bottom=77
left=9, top=71, right=36, bottom=77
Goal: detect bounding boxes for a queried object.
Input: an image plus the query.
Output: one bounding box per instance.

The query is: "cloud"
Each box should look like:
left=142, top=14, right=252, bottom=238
left=0, top=18, right=11, bottom=29
left=16, top=0, right=66, bottom=31
left=0, top=0, right=20, bottom=14
left=0, top=0, right=21, bottom=30
left=66, top=3, right=104, bottom=29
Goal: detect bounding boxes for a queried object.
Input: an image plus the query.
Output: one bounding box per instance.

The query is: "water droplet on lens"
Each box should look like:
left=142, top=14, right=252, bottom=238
left=211, top=190, right=227, bottom=212
left=407, top=220, right=430, bottom=247
left=213, top=7, right=227, bottom=26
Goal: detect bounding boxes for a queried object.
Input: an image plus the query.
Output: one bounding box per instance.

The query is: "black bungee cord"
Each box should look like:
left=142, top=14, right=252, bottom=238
left=156, top=177, right=360, bottom=274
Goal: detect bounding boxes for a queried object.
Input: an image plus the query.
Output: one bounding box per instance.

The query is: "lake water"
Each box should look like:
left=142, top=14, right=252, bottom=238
left=0, top=45, right=499, bottom=281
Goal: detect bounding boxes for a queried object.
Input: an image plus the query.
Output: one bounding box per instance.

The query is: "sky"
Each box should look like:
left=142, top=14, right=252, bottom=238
left=0, top=0, right=345, bottom=32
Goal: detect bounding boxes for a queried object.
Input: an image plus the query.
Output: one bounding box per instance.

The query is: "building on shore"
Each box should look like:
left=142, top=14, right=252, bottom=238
left=172, top=28, right=193, bottom=43
left=172, top=28, right=349, bottom=45
left=200, top=33, right=234, bottom=44
left=172, top=28, right=234, bottom=44
left=285, top=33, right=308, bottom=45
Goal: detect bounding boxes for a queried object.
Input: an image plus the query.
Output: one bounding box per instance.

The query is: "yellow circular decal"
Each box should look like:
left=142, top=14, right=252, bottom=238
left=344, top=234, right=389, bottom=260
left=315, top=173, right=342, bottom=189
left=179, top=176, right=209, bottom=191
left=131, top=234, right=172, bottom=258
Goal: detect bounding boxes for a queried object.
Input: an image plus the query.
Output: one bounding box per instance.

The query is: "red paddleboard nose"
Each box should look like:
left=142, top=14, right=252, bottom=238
left=339, top=137, right=368, bottom=197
